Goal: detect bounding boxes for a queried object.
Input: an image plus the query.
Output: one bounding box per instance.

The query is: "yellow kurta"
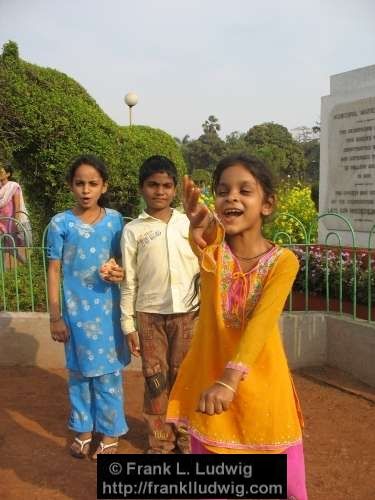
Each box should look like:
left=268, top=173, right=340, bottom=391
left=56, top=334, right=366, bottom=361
left=167, top=226, right=303, bottom=454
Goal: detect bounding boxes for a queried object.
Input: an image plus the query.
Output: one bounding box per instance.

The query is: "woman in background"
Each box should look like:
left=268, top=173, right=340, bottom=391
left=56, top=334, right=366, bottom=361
left=0, top=163, right=31, bottom=266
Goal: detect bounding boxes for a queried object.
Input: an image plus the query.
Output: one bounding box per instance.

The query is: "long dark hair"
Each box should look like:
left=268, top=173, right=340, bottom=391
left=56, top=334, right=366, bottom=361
left=186, top=154, right=276, bottom=310
left=66, top=154, right=109, bottom=207
left=212, top=153, right=275, bottom=203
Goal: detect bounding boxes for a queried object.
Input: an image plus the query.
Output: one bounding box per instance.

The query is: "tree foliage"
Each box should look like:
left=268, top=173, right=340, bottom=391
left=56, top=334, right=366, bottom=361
left=202, top=115, right=221, bottom=134
left=181, top=119, right=307, bottom=182
left=0, top=41, right=185, bottom=239
left=294, top=125, right=320, bottom=209
left=244, top=123, right=306, bottom=180
left=181, top=115, right=227, bottom=173
left=191, top=168, right=211, bottom=189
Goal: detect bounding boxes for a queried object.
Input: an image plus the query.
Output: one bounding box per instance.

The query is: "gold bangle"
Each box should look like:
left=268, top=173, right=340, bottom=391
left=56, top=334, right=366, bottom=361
left=215, top=380, right=236, bottom=393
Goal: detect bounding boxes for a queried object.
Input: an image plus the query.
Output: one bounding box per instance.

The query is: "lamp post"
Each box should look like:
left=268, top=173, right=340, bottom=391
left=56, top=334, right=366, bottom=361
left=124, top=92, right=138, bottom=126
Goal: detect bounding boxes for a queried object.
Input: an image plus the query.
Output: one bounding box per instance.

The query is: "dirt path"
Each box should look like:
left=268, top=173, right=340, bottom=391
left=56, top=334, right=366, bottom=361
left=0, top=368, right=374, bottom=499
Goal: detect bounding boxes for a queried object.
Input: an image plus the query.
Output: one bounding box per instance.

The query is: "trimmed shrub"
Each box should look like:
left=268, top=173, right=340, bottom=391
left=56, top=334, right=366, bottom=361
left=0, top=41, right=185, bottom=241
left=114, top=126, right=186, bottom=215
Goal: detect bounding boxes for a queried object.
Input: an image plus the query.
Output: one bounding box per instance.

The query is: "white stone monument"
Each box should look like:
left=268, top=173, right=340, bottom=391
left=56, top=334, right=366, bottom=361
left=319, top=65, right=375, bottom=248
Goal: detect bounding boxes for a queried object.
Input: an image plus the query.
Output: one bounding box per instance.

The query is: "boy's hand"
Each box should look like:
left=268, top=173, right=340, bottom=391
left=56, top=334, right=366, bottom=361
left=183, top=176, right=213, bottom=248
left=127, top=331, right=141, bottom=357
left=50, top=319, right=70, bottom=343
left=100, top=258, right=125, bottom=282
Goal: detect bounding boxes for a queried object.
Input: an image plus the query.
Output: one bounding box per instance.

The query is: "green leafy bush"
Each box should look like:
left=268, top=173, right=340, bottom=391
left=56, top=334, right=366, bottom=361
left=0, top=41, right=185, bottom=242
left=265, top=182, right=318, bottom=243
left=292, top=246, right=375, bottom=307
left=114, top=126, right=186, bottom=215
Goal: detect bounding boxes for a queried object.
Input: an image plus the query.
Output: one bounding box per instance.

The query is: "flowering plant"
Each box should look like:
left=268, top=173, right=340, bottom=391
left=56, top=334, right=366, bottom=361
left=291, top=246, right=375, bottom=307
left=265, top=182, right=318, bottom=244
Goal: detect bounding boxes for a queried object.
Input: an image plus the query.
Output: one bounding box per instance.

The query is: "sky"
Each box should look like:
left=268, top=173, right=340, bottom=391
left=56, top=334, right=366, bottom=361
left=1, top=0, right=375, bottom=140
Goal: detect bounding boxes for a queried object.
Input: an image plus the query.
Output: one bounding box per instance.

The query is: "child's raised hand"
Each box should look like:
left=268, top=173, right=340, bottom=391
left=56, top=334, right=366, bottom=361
left=100, top=258, right=125, bottom=283
left=183, top=175, right=213, bottom=248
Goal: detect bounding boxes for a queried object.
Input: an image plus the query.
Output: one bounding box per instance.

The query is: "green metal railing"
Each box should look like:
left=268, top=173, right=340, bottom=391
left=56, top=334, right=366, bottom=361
left=267, top=212, right=372, bottom=322
left=1, top=213, right=374, bottom=323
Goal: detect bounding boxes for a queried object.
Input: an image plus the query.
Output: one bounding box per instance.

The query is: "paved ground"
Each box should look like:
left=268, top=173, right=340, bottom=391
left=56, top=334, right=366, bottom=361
left=0, top=367, right=374, bottom=500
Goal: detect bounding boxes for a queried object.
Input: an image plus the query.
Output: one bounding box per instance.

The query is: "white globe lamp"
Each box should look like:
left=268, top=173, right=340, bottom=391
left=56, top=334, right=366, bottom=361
left=124, top=92, right=138, bottom=126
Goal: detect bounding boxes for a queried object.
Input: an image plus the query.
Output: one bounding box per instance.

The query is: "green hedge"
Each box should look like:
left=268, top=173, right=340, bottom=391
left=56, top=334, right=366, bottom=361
left=113, top=126, right=186, bottom=215
left=0, top=41, right=185, bottom=241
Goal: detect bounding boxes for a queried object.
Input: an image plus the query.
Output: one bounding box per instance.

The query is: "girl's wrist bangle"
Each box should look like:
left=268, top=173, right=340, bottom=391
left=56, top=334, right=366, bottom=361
left=215, top=380, right=236, bottom=393
left=49, top=316, right=62, bottom=323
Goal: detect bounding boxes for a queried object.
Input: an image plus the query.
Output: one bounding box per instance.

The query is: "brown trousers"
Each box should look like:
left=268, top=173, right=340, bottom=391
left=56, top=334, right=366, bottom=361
left=136, top=311, right=196, bottom=453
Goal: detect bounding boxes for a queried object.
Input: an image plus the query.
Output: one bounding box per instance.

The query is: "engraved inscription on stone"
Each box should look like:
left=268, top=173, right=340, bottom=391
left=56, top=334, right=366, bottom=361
left=326, top=96, right=375, bottom=231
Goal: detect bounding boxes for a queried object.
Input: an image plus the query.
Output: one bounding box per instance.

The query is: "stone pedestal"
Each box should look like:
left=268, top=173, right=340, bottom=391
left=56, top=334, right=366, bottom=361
left=319, top=65, right=375, bottom=248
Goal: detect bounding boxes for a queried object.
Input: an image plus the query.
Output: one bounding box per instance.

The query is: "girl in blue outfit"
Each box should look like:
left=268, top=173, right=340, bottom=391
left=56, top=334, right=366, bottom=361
left=47, top=154, right=130, bottom=460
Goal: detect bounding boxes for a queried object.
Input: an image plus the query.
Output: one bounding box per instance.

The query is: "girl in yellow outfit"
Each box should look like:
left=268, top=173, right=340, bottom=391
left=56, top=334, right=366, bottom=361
left=167, top=154, right=308, bottom=499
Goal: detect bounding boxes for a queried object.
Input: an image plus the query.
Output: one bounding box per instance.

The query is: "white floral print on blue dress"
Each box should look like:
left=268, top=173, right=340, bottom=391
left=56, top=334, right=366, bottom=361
left=47, top=208, right=131, bottom=377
